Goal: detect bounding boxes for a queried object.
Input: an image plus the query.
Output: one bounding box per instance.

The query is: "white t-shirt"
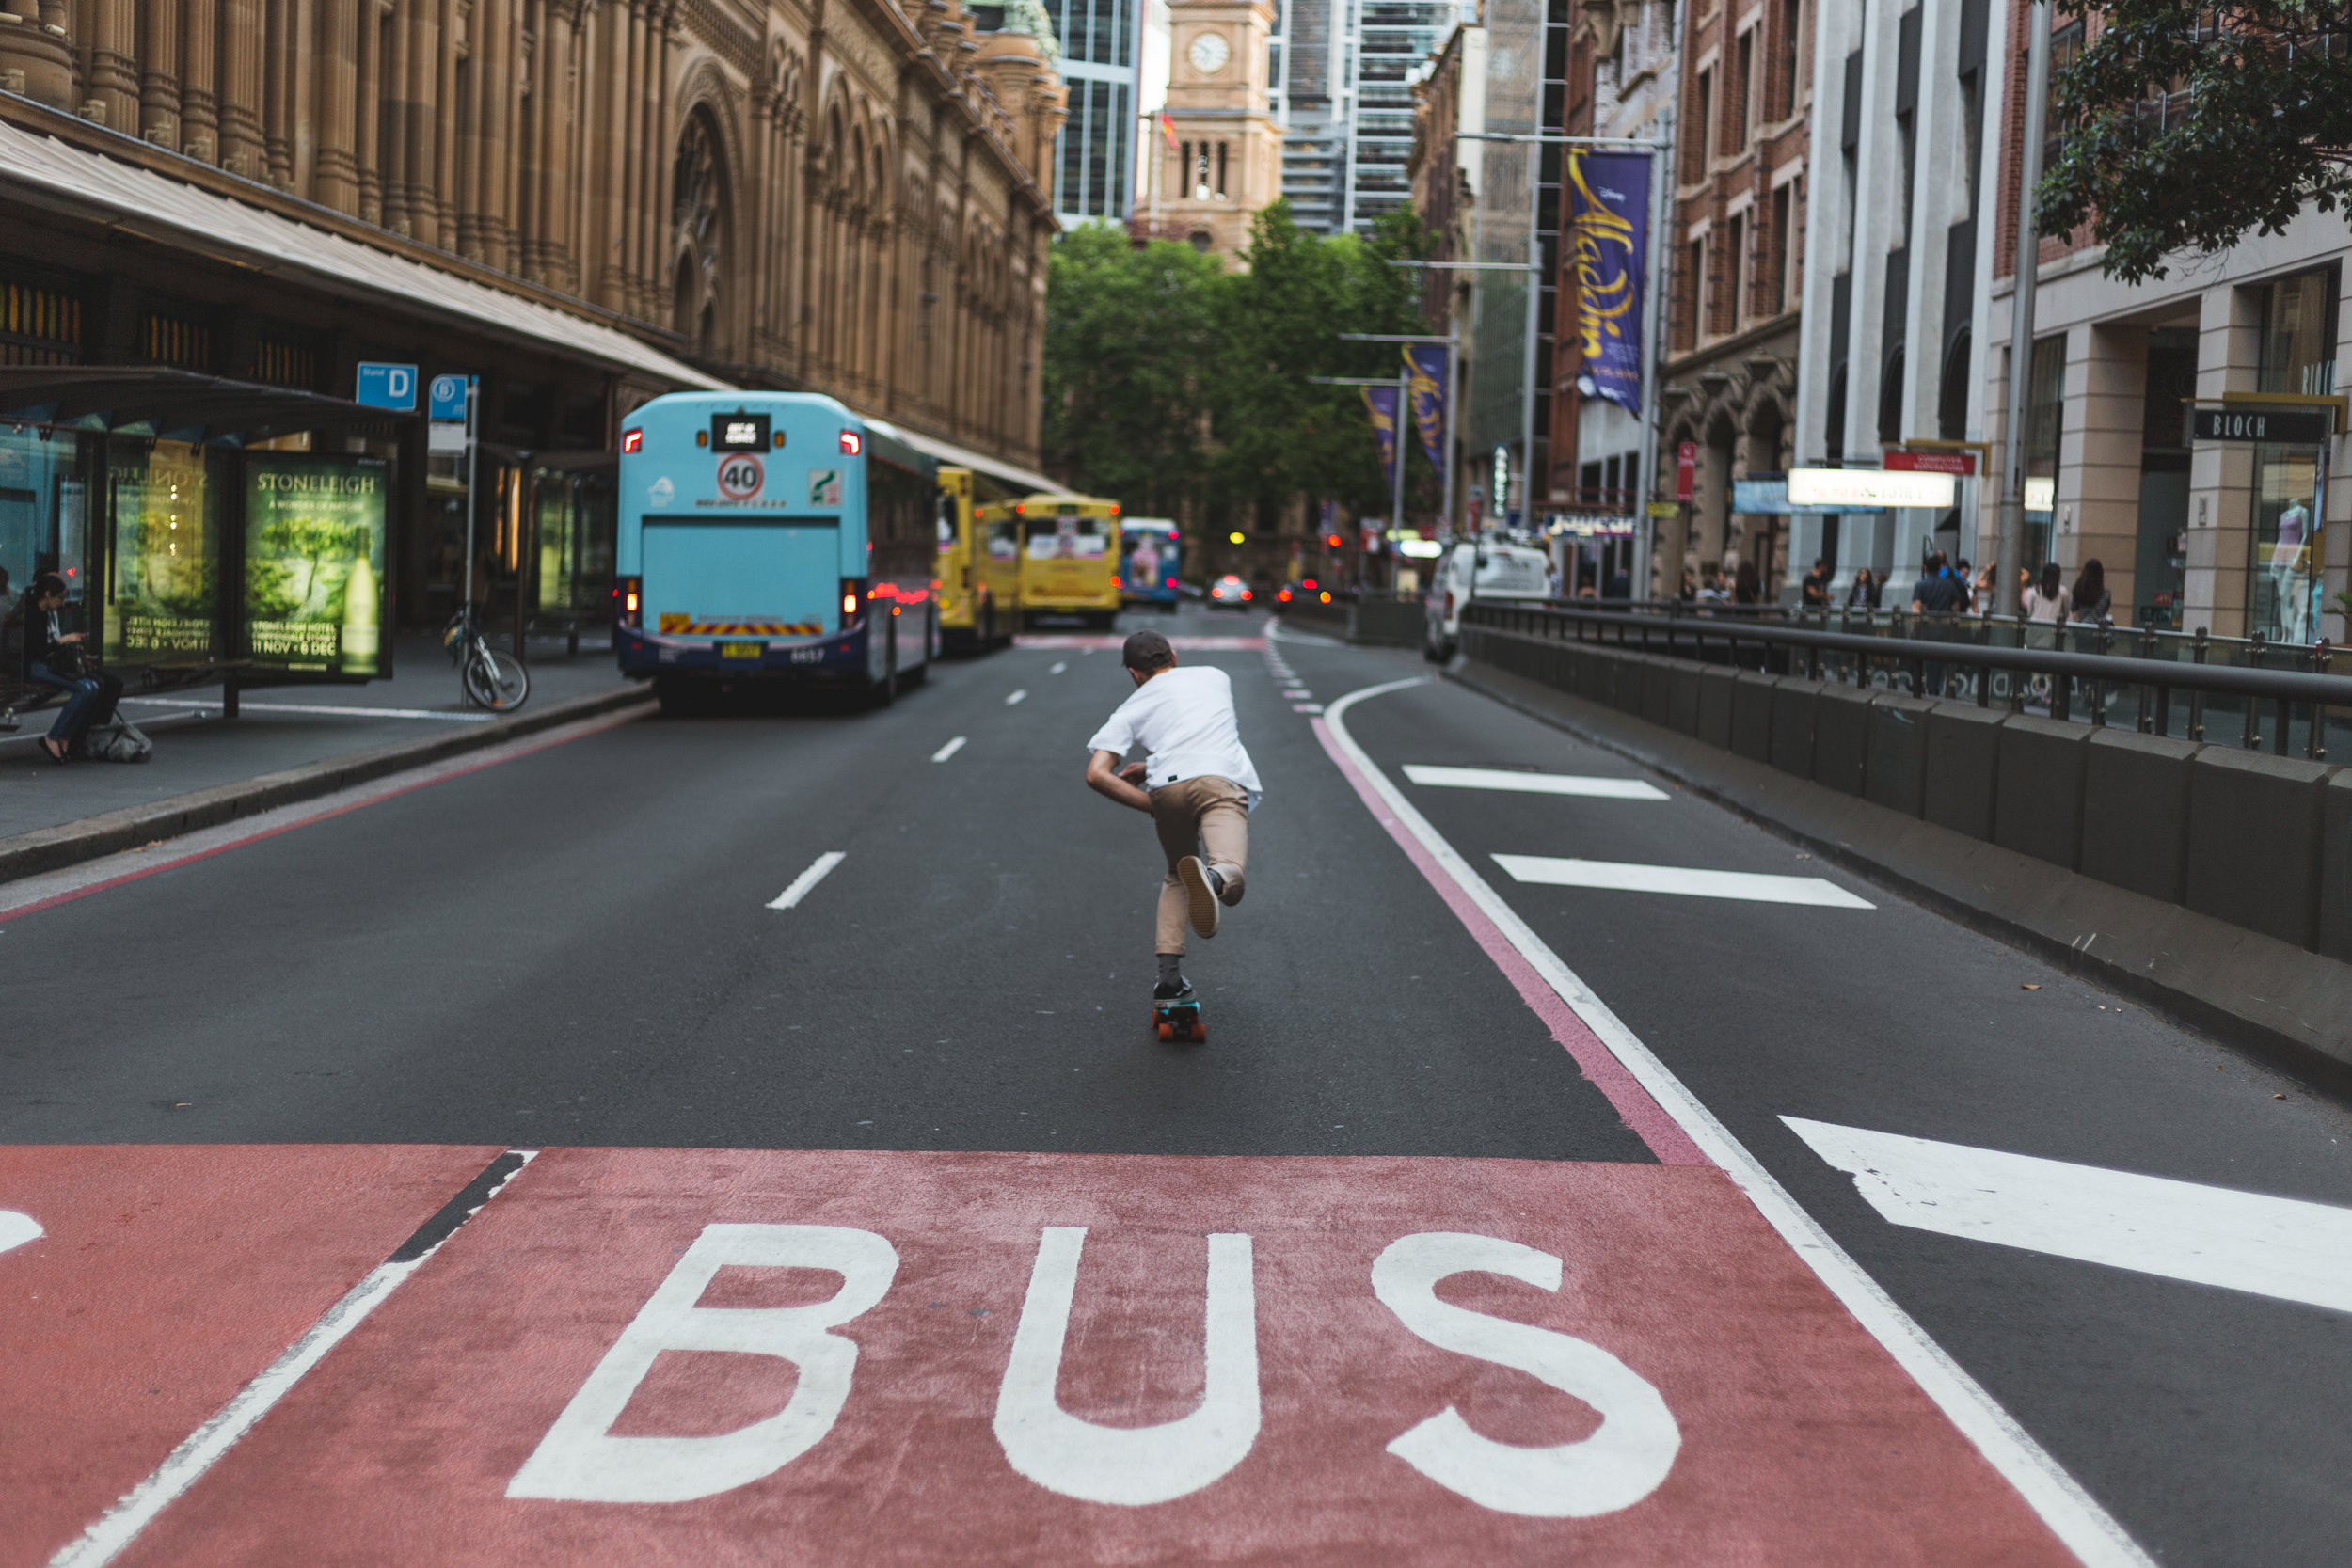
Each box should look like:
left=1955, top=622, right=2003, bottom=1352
left=1086, top=665, right=1262, bottom=808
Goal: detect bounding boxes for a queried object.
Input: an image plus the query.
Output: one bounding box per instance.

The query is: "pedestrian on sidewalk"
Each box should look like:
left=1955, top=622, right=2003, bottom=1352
left=1083, top=628, right=1261, bottom=1008
left=6, top=572, right=123, bottom=764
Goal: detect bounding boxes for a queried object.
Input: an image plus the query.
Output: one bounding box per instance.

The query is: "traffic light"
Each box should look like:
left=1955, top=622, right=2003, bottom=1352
left=1326, top=532, right=1343, bottom=548
left=1228, top=531, right=1246, bottom=544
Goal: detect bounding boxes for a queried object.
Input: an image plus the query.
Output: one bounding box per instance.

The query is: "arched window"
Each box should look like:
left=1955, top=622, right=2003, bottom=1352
left=1938, top=329, right=1973, bottom=440
left=671, top=109, right=730, bottom=354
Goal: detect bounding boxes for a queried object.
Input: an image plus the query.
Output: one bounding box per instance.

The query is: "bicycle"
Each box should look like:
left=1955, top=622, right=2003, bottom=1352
left=443, top=605, right=531, bottom=713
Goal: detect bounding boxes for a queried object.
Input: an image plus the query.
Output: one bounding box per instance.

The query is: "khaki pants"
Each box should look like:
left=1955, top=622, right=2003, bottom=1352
left=1151, top=775, right=1248, bottom=955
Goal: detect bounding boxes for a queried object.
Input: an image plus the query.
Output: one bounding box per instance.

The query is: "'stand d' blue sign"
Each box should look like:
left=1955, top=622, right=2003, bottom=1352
left=355, top=362, right=418, bottom=412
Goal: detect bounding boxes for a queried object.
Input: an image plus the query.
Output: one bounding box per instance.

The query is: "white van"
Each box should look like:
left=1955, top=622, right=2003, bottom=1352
left=1423, top=538, right=1552, bottom=660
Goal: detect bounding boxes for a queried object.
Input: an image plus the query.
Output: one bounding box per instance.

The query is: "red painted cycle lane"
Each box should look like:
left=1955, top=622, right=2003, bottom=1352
left=117, top=1148, right=2073, bottom=1566
left=0, top=1143, right=501, bottom=1567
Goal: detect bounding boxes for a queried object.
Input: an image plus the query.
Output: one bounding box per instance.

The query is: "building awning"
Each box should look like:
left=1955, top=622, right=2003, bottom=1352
left=866, top=415, right=1060, bottom=496
left=0, top=118, right=725, bottom=392
left=0, top=366, right=412, bottom=443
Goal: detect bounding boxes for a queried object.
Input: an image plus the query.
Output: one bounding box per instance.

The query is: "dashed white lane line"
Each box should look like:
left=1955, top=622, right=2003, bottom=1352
left=1006, top=689, right=1028, bottom=705
left=1786, top=1117, right=2352, bottom=1315
left=1404, top=765, right=1670, bottom=800
left=1292, top=704, right=1325, bottom=714
left=1318, top=676, right=2147, bottom=1567
left=1049, top=661, right=1068, bottom=674
left=1492, top=854, right=1875, bottom=908
left=930, top=736, right=968, bottom=763
left=767, top=851, right=847, bottom=910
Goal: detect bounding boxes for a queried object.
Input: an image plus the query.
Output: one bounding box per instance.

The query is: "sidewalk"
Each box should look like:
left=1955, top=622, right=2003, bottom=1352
left=2, top=631, right=636, bottom=844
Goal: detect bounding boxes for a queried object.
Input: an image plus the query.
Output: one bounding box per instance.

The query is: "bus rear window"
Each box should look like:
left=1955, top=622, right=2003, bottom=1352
left=1025, top=515, right=1107, bottom=559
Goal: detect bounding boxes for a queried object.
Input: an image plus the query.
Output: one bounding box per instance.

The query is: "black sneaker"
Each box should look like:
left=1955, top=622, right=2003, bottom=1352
left=1152, top=979, right=1193, bottom=1000
left=1205, top=864, right=1242, bottom=907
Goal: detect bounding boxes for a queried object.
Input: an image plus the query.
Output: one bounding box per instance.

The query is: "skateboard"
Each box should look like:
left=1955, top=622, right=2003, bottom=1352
left=1152, top=990, right=1206, bottom=1043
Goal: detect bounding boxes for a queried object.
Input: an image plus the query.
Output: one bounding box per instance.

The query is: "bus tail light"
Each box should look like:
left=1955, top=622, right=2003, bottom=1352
left=840, top=578, right=866, bottom=626
left=620, top=429, right=644, bottom=454
left=839, top=430, right=863, bottom=455
left=615, top=576, right=642, bottom=627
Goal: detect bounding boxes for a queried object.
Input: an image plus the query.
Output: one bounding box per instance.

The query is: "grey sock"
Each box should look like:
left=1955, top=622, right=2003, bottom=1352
left=1157, top=953, right=1184, bottom=987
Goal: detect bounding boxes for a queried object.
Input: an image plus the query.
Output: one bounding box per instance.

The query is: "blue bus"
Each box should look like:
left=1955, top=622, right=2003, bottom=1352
left=614, top=392, right=936, bottom=707
left=1120, top=517, right=1183, bottom=610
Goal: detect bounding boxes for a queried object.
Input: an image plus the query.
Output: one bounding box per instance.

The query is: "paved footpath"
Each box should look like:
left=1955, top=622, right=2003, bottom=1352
left=2, top=609, right=2347, bottom=1565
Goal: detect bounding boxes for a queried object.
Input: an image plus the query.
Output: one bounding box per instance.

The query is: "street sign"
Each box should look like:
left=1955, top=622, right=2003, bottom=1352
left=1676, top=441, right=1696, bottom=500
left=428, top=374, right=470, bottom=422
left=1885, top=450, right=1977, bottom=475
left=1645, top=500, right=1681, bottom=518
left=354, top=362, right=417, bottom=412
left=2191, top=405, right=2332, bottom=445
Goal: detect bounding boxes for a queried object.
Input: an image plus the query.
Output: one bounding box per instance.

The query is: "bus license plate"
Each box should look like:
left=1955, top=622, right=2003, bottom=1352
left=718, top=641, right=765, bottom=660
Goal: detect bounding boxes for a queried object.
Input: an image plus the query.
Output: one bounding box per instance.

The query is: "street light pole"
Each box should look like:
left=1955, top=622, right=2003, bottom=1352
left=1998, top=0, right=2054, bottom=620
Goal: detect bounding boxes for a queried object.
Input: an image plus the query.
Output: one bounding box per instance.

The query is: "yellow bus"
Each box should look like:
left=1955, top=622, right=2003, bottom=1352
left=933, top=467, right=1022, bottom=651
left=992, top=492, right=1122, bottom=628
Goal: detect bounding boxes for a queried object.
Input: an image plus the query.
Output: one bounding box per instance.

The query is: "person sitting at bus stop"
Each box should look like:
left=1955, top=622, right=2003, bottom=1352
left=1802, top=558, right=1833, bottom=607
left=8, top=572, right=122, bottom=763
left=1083, top=628, right=1260, bottom=1007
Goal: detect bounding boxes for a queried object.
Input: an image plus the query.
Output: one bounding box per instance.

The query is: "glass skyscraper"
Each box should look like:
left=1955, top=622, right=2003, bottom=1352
left=1269, top=0, right=1465, bottom=234
left=1042, top=0, right=1142, bottom=226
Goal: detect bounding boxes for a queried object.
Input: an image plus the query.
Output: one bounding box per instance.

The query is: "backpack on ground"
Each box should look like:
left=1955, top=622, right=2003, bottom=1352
left=88, top=717, right=152, bottom=763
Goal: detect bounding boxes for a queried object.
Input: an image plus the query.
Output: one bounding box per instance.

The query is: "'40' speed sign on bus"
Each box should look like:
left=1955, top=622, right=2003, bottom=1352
left=717, top=452, right=765, bottom=499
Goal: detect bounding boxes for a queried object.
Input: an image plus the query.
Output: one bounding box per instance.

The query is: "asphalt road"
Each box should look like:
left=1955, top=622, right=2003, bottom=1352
left=4, top=603, right=2348, bottom=1566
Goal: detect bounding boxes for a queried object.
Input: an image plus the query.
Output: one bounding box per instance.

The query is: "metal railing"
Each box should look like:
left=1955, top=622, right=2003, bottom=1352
left=1464, top=600, right=2352, bottom=762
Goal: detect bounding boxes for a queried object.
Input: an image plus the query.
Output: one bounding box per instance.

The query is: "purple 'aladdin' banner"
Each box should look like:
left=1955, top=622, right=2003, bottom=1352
left=1403, top=343, right=1448, bottom=470
left=1565, top=151, right=1651, bottom=417
left=1361, top=383, right=1401, bottom=495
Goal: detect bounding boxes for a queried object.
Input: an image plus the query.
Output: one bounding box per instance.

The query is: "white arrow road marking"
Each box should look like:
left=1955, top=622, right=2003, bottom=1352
left=0, top=1211, right=42, bottom=1255
left=767, top=852, right=847, bottom=910
left=1493, top=855, right=1874, bottom=909
left=1405, top=765, right=1669, bottom=800
left=1785, top=1117, right=2352, bottom=1316
left=931, top=736, right=968, bottom=763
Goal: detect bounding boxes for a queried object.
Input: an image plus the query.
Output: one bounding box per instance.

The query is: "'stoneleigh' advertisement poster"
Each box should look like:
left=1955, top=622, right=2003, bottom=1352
left=244, top=455, right=388, bottom=675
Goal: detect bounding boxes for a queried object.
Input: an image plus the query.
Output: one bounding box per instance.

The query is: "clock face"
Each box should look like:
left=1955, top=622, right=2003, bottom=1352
left=1188, top=32, right=1232, bottom=74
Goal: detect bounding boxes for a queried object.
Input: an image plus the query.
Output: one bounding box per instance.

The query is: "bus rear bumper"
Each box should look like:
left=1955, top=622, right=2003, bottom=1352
left=615, top=624, right=886, bottom=681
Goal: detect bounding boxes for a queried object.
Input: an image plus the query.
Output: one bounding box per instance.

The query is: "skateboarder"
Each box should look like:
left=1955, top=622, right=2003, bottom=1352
left=1083, top=628, right=1262, bottom=1014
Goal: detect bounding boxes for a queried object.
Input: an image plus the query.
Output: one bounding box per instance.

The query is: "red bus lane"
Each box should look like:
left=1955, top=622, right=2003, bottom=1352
left=0, top=1144, right=503, bottom=1566
left=85, top=1147, right=2073, bottom=1566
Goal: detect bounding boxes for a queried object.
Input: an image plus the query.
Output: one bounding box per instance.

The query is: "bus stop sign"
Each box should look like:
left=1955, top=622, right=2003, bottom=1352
left=355, top=363, right=417, bottom=412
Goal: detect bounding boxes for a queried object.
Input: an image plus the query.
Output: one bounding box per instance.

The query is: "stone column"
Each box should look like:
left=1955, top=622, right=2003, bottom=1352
left=400, top=0, right=442, bottom=243
left=2186, top=283, right=2259, bottom=637
left=263, top=0, right=294, bottom=183
left=138, top=0, right=183, bottom=149
left=2060, top=322, right=2150, bottom=621
left=432, top=0, right=459, bottom=241
left=83, top=0, right=140, bottom=131
left=216, top=0, right=266, bottom=178
left=0, top=0, right=75, bottom=112
left=183, top=0, right=220, bottom=165
left=379, top=0, right=412, bottom=231
left=355, top=0, right=382, bottom=221
left=315, top=0, right=359, bottom=213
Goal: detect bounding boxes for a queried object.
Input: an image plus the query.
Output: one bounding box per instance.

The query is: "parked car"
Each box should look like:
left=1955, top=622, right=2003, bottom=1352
left=1208, top=574, right=1253, bottom=610
left=1424, top=538, right=1550, bottom=660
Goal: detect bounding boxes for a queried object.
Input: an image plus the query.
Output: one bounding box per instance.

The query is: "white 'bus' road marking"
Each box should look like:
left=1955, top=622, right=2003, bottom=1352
left=1318, top=676, right=2149, bottom=1567
left=1050, top=662, right=1068, bottom=674
left=1403, top=765, right=1670, bottom=800
left=1491, top=855, right=1875, bottom=909
left=1006, top=689, right=1028, bottom=705
left=767, top=852, right=847, bottom=910
left=1785, top=1117, right=2352, bottom=1316
left=48, top=1152, right=537, bottom=1568
left=931, top=736, right=968, bottom=764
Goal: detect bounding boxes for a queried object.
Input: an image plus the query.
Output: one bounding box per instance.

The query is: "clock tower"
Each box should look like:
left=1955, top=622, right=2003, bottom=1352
left=1154, top=0, right=1280, bottom=262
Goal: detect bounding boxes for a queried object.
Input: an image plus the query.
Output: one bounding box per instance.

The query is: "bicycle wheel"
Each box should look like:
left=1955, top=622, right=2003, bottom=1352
left=465, top=646, right=531, bottom=712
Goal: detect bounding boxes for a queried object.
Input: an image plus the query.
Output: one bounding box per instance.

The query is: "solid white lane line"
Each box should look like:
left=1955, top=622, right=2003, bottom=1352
left=1050, top=661, right=1068, bottom=674
left=1785, top=1117, right=2352, bottom=1315
left=1006, top=689, right=1028, bottom=705
left=931, top=736, right=969, bottom=763
left=1404, top=765, right=1669, bottom=800
left=767, top=851, right=847, bottom=910
left=1319, top=678, right=2148, bottom=1567
left=49, top=1151, right=537, bottom=1568
left=118, top=697, right=495, bottom=723
left=1492, top=854, right=1875, bottom=909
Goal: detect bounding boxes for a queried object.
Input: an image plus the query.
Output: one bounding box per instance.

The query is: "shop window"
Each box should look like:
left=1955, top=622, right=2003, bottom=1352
left=251, top=330, right=319, bottom=391
left=2258, top=266, right=2339, bottom=396
left=140, top=309, right=215, bottom=372
left=2024, top=334, right=2066, bottom=569
left=0, top=277, right=82, bottom=366
left=2042, top=22, right=2084, bottom=174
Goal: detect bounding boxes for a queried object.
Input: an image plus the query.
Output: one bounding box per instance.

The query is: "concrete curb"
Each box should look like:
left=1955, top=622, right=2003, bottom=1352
left=0, top=682, right=657, bottom=887
left=1447, top=657, right=2352, bottom=1095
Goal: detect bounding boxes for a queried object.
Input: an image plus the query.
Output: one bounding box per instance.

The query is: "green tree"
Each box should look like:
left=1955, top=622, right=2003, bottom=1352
left=1041, top=222, right=1222, bottom=515
left=2043, top=1, right=2352, bottom=282
left=1210, top=202, right=1431, bottom=528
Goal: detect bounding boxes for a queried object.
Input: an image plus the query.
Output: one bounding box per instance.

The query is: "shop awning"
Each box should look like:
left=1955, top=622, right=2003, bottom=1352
left=867, top=416, right=1060, bottom=496
left=0, top=366, right=415, bottom=443
left=0, top=118, right=724, bottom=392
